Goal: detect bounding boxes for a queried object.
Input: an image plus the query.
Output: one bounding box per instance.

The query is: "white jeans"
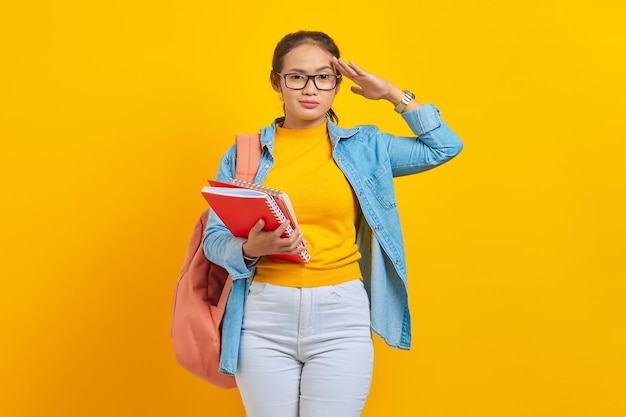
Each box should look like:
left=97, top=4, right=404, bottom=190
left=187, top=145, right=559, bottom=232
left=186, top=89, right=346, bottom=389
left=236, top=279, right=374, bottom=417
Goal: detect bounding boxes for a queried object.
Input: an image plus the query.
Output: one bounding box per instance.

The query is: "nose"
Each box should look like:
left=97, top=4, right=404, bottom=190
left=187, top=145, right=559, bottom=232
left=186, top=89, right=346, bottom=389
left=302, top=76, right=318, bottom=94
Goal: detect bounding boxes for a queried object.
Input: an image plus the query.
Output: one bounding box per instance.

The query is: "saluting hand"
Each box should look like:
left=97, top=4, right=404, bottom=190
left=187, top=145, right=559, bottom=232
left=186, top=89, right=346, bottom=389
left=332, top=57, right=394, bottom=100
left=332, top=56, right=422, bottom=111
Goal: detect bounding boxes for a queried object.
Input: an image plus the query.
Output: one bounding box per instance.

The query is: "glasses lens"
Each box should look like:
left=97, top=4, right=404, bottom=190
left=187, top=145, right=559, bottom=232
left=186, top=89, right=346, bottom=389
left=314, top=74, right=337, bottom=90
left=285, top=74, right=306, bottom=89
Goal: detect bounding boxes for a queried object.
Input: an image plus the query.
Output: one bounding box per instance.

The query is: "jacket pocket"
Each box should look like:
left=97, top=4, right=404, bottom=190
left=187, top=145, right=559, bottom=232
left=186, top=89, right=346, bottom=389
left=365, top=163, right=397, bottom=210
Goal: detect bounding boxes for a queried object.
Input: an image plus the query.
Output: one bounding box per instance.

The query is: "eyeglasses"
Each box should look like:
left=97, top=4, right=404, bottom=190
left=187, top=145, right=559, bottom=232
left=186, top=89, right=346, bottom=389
left=276, top=72, right=341, bottom=91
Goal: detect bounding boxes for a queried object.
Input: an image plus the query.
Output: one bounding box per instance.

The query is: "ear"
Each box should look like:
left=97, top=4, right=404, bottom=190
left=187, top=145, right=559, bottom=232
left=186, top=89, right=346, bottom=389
left=270, top=73, right=282, bottom=93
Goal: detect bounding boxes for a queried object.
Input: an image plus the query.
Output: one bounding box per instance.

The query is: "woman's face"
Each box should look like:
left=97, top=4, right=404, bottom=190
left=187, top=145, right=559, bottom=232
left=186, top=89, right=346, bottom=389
left=274, top=43, right=339, bottom=129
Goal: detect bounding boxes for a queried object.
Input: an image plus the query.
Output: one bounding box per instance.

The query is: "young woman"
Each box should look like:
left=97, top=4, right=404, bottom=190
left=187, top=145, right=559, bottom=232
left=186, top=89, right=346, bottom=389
left=203, top=31, right=463, bottom=417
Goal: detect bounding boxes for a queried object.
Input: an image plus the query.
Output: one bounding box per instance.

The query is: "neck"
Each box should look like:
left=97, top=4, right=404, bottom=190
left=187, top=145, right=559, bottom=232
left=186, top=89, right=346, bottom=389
left=281, top=116, right=327, bottom=129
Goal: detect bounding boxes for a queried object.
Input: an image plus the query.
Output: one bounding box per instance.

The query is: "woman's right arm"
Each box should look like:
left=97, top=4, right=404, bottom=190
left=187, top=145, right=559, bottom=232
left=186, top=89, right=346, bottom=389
left=201, top=147, right=254, bottom=280
left=201, top=146, right=305, bottom=278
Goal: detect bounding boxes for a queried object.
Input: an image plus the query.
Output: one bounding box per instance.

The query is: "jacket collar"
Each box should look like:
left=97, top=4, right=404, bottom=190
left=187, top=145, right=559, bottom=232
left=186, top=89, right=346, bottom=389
left=260, top=116, right=361, bottom=154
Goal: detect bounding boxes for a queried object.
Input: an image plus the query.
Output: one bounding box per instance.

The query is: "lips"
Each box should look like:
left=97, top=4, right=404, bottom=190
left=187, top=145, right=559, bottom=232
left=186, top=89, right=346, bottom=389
left=300, top=100, right=320, bottom=109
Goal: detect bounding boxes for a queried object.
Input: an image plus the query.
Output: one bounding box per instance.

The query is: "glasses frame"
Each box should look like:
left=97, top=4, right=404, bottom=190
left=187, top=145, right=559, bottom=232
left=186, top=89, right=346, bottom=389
left=275, top=72, right=342, bottom=91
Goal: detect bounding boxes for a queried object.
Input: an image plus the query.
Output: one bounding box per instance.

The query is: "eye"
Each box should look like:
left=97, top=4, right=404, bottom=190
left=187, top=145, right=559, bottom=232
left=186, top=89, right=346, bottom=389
left=317, top=74, right=331, bottom=80
left=287, top=73, right=305, bottom=80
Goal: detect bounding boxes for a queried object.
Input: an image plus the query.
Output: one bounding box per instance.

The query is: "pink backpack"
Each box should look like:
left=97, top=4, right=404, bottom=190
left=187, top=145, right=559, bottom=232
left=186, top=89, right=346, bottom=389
left=171, top=134, right=261, bottom=388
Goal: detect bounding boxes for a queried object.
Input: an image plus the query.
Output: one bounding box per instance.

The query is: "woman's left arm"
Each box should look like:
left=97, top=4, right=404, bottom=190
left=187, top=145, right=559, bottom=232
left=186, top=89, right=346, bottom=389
left=333, top=57, right=463, bottom=175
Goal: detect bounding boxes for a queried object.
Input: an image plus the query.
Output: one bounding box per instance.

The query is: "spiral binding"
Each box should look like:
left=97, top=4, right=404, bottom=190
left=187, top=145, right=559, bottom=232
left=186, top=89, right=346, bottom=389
left=265, top=197, right=287, bottom=225
left=261, top=187, right=311, bottom=263
left=229, top=178, right=283, bottom=197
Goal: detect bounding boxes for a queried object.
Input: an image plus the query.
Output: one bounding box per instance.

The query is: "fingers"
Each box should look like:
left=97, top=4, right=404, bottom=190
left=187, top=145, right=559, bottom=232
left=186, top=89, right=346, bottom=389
left=247, top=219, right=265, bottom=241
left=350, top=85, right=364, bottom=96
left=334, top=57, right=378, bottom=98
left=246, top=220, right=305, bottom=257
left=251, top=218, right=265, bottom=233
left=274, top=223, right=304, bottom=254
left=333, top=56, right=365, bottom=80
left=347, top=60, right=366, bottom=76
left=277, top=223, right=303, bottom=244
left=273, top=220, right=291, bottom=237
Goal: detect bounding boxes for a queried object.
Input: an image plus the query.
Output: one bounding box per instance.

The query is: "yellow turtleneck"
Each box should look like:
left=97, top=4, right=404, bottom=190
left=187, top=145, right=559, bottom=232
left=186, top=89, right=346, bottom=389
left=252, top=122, right=362, bottom=288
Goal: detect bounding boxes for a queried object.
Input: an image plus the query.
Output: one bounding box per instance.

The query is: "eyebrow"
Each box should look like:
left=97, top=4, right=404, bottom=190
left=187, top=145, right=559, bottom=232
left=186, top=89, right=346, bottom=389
left=285, top=65, right=335, bottom=73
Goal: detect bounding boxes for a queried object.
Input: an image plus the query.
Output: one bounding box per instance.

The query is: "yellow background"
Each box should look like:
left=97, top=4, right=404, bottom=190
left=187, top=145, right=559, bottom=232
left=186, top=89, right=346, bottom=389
left=1, top=1, right=624, bottom=416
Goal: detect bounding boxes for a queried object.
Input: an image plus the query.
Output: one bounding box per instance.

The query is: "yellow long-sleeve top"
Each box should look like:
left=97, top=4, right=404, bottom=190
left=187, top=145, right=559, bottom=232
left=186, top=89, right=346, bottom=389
left=252, top=122, right=362, bottom=288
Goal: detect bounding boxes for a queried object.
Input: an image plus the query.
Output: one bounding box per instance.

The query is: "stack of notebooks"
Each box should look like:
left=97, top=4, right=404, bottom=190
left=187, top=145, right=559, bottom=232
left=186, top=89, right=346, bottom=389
left=201, top=179, right=310, bottom=264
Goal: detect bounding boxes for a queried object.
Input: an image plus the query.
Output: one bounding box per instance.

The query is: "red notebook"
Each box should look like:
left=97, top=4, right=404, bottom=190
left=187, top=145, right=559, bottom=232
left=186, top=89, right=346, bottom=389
left=202, top=180, right=310, bottom=264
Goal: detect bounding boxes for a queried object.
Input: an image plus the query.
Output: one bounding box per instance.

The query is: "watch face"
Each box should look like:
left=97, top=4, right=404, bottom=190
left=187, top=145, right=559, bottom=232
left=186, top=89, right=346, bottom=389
left=395, top=91, right=414, bottom=112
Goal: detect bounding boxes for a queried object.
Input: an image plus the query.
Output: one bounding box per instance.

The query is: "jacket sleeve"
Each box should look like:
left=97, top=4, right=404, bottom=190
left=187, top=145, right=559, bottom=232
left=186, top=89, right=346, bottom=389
left=201, top=146, right=256, bottom=281
left=387, top=104, right=463, bottom=176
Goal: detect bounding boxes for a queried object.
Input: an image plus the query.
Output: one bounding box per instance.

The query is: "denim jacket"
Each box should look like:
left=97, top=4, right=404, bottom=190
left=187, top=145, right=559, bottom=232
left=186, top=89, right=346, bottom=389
left=202, top=104, right=463, bottom=376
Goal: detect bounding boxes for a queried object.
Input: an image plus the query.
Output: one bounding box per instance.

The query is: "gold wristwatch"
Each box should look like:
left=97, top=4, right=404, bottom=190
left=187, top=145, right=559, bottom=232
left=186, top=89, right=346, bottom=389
left=394, top=90, right=415, bottom=113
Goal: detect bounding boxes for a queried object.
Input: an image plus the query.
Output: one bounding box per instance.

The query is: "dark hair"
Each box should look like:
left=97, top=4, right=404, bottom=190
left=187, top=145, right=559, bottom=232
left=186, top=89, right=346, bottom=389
left=270, top=31, right=341, bottom=125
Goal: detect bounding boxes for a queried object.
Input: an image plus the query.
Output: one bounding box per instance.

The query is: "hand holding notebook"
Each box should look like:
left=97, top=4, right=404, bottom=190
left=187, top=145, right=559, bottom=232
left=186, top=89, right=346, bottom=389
left=202, top=179, right=310, bottom=264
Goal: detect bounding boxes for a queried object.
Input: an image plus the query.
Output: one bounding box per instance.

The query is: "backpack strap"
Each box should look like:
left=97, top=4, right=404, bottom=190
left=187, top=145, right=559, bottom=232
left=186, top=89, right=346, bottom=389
left=235, top=134, right=262, bottom=183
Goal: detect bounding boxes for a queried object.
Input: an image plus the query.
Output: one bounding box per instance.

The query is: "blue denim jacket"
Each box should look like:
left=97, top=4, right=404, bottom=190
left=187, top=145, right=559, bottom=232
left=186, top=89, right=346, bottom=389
left=202, top=104, right=463, bottom=376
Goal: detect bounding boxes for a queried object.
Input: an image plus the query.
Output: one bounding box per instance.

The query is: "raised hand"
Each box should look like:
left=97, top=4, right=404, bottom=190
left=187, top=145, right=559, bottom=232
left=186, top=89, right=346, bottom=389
left=332, top=57, right=394, bottom=101
left=332, top=56, right=422, bottom=112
